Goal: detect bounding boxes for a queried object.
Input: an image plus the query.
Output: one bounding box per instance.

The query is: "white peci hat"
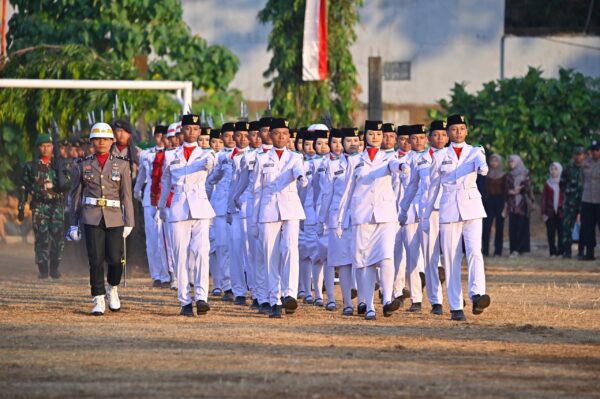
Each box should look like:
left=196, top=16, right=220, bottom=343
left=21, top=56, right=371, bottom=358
left=167, top=122, right=178, bottom=138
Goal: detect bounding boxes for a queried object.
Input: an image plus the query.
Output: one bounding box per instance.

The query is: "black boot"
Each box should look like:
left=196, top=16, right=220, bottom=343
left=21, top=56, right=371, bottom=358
left=37, top=262, right=49, bottom=279
left=49, top=260, right=61, bottom=279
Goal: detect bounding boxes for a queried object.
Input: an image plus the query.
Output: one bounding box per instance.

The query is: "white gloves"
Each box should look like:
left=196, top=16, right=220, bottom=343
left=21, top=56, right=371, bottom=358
left=153, top=208, right=161, bottom=222
left=134, top=190, right=143, bottom=201
left=399, top=212, right=408, bottom=226
left=159, top=208, right=167, bottom=222
left=122, top=226, right=133, bottom=238
left=66, top=226, right=81, bottom=242
left=335, top=225, right=343, bottom=239
left=421, top=218, right=430, bottom=233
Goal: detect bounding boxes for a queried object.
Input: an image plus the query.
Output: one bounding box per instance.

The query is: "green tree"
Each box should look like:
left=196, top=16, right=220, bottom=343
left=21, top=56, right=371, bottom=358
left=7, top=0, right=239, bottom=91
left=429, top=67, right=600, bottom=189
left=258, top=0, right=362, bottom=127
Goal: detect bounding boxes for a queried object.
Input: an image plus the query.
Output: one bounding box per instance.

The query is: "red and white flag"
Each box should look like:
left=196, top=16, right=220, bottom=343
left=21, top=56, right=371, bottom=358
left=302, top=0, right=328, bottom=81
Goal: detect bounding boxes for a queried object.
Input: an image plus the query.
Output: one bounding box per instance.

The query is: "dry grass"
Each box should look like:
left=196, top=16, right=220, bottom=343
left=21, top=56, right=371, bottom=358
left=0, top=243, right=599, bottom=398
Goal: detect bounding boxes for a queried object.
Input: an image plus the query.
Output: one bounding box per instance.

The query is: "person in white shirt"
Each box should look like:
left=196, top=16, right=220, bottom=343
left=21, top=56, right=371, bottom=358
left=250, top=118, right=308, bottom=318
left=337, top=120, right=407, bottom=320
left=158, top=114, right=216, bottom=317
left=319, top=127, right=362, bottom=315
left=422, top=114, right=491, bottom=321
left=207, top=123, right=236, bottom=302
left=225, top=121, right=253, bottom=305
left=133, top=126, right=167, bottom=287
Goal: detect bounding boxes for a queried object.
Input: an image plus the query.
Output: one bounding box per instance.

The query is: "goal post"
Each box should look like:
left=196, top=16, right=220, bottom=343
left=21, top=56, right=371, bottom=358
left=0, top=78, right=193, bottom=114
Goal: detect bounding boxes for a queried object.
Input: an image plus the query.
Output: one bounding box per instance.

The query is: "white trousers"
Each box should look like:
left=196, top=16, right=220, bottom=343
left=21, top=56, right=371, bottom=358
left=393, top=224, right=406, bottom=298
left=261, top=220, right=300, bottom=306
left=157, top=219, right=174, bottom=276
left=144, top=207, right=169, bottom=282
left=357, top=258, right=395, bottom=313
left=228, top=213, right=249, bottom=297
left=213, top=215, right=231, bottom=291
left=422, top=210, right=443, bottom=305
left=440, top=218, right=486, bottom=311
left=403, top=222, right=425, bottom=303
left=171, top=219, right=211, bottom=305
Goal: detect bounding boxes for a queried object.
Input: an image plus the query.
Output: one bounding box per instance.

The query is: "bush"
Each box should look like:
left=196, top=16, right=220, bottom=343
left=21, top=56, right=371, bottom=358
left=429, top=67, right=600, bottom=189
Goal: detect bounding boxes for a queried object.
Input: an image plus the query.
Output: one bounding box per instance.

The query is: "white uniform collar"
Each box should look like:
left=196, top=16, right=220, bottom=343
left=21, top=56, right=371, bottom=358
left=451, top=142, right=466, bottom=148
left=183, top=141, right=197, bottom=148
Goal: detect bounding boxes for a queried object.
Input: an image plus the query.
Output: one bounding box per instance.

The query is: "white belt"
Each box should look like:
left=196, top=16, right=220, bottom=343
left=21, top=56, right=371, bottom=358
left=84, top=196, right=120, bottom=208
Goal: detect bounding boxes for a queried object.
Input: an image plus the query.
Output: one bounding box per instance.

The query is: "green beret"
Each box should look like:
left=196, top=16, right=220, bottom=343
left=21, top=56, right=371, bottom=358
left=35, top=134, right=52, bottom=146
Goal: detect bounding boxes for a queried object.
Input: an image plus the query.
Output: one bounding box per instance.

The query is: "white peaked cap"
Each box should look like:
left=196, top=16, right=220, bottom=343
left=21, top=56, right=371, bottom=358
left=89, top=122, right=114, bottom=139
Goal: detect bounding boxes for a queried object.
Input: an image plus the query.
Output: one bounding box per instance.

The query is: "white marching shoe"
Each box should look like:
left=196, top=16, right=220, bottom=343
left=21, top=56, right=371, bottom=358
left=91, top=295, right=105, bottom=316
left=106, top=284, right=121, bottom=312
left=169, top=272, right=177, bottom=291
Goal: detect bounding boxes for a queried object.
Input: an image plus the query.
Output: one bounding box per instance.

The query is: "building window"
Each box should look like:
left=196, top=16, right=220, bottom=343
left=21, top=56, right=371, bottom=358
left=384, top=61, right=411, bottom=81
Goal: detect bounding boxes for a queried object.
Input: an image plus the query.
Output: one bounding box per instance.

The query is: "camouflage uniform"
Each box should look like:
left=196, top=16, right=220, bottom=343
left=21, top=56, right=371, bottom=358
left=18, top=158, right=70, bottom=277
left=560, top=161, right=583, bottom=256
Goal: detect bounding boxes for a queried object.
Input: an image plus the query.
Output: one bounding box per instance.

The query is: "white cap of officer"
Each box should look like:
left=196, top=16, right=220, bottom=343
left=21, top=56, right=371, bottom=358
left=308, top=123, right=329, bottom=132
left=89, top=122, right=114, bottom=139
left=167, top=122, right=178, bottom=138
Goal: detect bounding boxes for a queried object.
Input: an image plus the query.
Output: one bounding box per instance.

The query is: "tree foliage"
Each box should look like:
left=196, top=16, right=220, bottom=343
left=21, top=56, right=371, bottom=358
left=0, top=0, right=242, bottom=191
left=258, top=0, right=362, bottom=127
left=429, top=67, right=600, bottom=189
left=7, top=0, right=239, bottom=91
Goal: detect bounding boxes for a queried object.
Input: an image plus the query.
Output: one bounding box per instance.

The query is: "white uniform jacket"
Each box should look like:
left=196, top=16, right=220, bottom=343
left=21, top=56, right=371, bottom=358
left=158, top=145, right=216, bottom=222
left=423, top=143, right=488, bottom=224
left=251, top=147, right=307, bottom=225
left=337, top=148, right=407, bottom=227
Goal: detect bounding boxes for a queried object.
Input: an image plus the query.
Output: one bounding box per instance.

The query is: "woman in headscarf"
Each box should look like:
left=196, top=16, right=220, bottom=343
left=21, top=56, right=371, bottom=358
left=506, top=155, right=534, bottom=257
left=482, top=154, right=507, bottom=257
left=541, top=162, right=564, bottom=257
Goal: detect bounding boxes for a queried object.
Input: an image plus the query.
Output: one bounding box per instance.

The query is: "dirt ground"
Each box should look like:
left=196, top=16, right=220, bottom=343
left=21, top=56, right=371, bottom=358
left=0, top=242, right=599, bottom=399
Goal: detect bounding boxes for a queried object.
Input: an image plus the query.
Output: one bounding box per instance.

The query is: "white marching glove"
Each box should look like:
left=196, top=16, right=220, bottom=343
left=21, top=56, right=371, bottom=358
left=122, top=226, right=133, bottom=238
left=399, top=212, right=408, bottom=226
left=421, top=218, right=431, bottom=233
left=66, top=226, right=81, bottom=242
left=159, top=208, right=167, bottom=222
left=134, top=190, right=143, bottom=201
left=335, top=225, right=344, bottom=239
left=154, top=208, right=161, bottom=223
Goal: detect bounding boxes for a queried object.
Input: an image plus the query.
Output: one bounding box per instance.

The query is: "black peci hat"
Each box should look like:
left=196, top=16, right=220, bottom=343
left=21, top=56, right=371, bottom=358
left=446, top=114, right=467, bottom=127
left=154, top=125, right=168, bottom=135
left=429, top=120, right=447, bottom=132
left=382, top=123, right=396, bottom=133
left=270, top=118, right=290, bottom=130
left=222, top=122, right=235, bottom=132
left=181, top=114, right=201, bottom=126
left=249, top=121, right=261, bottom=131
left=408, top=124, right=427, bottom=136
left=364, top=120, right=383, bottom=132
left=234, top=121, right=250, bottom=132
left=396, top=125, right=410, bottom=136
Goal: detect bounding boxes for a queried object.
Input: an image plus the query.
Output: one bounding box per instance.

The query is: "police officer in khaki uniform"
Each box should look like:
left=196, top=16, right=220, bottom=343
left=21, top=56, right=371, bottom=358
left=67, top=122, right=135, bottom=316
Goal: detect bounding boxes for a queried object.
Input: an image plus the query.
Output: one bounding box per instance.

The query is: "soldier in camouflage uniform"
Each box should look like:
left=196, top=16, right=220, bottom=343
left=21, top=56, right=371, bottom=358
left=18, top=134, right=71, bottom=279
left=560, top=147, right=586, bottom=259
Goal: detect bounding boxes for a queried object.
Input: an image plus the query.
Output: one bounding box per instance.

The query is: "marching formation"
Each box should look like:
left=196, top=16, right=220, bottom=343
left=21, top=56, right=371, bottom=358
left=21, top=113, right=494, bottom=322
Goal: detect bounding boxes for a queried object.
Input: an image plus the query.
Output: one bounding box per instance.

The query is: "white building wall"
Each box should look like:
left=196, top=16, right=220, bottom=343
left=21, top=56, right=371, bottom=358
left=503, top=35, right=600, bottom=79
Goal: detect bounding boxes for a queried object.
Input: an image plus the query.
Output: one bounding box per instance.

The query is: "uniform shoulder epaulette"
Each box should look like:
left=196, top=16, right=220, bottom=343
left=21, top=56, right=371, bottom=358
left=81, top=154, right=95, bottom=162
left=166, top=147, right=176, bottom=151
left=258, top=151, right=268, bottom=156
left=474, top=144, right=485, bottom=153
